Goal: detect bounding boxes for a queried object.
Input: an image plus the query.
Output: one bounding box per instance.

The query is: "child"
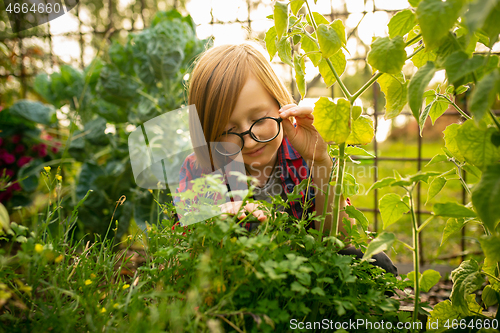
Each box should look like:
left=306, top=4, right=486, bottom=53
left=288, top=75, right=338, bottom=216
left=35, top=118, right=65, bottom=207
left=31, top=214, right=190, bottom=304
left=177, top=43, right=397, bottom=275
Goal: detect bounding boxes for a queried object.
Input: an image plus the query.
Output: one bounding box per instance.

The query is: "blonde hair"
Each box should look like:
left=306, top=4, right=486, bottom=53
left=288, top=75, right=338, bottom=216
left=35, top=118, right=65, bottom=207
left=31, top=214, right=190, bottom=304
left=188, top=42, right=294, bottom=170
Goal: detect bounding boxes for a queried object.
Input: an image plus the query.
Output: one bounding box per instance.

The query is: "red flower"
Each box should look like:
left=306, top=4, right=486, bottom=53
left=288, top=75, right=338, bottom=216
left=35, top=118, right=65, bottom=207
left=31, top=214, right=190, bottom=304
left=14, top=144, right=25, bottom=154
left=17, top=156, right=33, bottom=168
left=12, top=135, right=22, bottom=144
left=2, top=152, right=15, bottom=164
left=0, top=138, right=3, bottom=147
left=11, top=182, right=21, bottom=191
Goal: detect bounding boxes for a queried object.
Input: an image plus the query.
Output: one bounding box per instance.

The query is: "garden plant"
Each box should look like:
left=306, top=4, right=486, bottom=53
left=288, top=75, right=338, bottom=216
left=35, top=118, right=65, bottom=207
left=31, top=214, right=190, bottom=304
left=0, top=0, right=500, bottom=332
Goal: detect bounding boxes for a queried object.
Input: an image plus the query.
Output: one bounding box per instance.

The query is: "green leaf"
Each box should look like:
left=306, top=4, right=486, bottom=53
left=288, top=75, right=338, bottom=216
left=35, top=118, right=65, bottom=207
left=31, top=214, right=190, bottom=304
left=378, top=73, right=408, bottom=120
left=408, top=61, right=436, bottom=120
left=351, top=106, right=362, bottom=121
left=420, top=269, right=441, bottom=292
left=419, top=101, right=433, bottom=136
left=482, top=285, right=499, bottom=308
left=0, top=203, right=10, bottom=235
left=462, top=164, right=482, bottom=179
left=429, top=98, right=449, bottom=125
left=277, top=38, right=293, bottom=67
left=416, top=0, right=466, bottom=50
left=444, top=51, right=485, bottom=85
left=300, top=34, right=321, bottom=67
left=426, top=176, right=446, bottom=205
left=362, top=232, right=395, bottom=260
left=379, top=194, right=410, bottom=229
left=265, top=26, right=278, bottom=61
left=330, top=19, right=346, bottom=46
left=345, top=146, right=374, bottom=157
left=464, top=0, right=499, bottom=37
left=441, top=218, right=465, bottom=246
left=274, top=1, right=289, bottom=40
left=443, top=123, right=465, bottom=162
left=290, top=0, right=305, bottom=15
left=408, top=171, right=441, bottom=184
left=343, top=173, right=359, bottom=197
left=469, top=70, right=500, bottom=123
left=317, top=24, right=342, bottom=59
left=346, top=115, right=374, bottom=145
left=8, top=100, right=54, bottom=125
left=425, top=154, right=448, bottom=167
left=411, top=49, right=437, bottom=68
left=294, top=54, right=306, bottom=99
left=313, top=97, right=351, bottom=144
left=450, top=259, right=484, bottom=315
left=428, top=300, right=461, bottom=330
left=433, top=202, right=476, bottom=218
left=318, top=50, right=346, bottom=87
left=408, top=0, right=421, bottom=7
left=367, top=177, right=396, bottom=193
left=456, top=120, right=500, bottom=171
left=480, top=235, right=500, bottom=263
left=481, top=2, right=500, bottom=47
left=345, top=206, right=369, bottom=231
left=388, top=9, right=417, bottom=38
left=306, top=12, right=329, bottom=26
left=472, top=163, right=500, bottom=233
left=367, top=36, right=407, bottom=75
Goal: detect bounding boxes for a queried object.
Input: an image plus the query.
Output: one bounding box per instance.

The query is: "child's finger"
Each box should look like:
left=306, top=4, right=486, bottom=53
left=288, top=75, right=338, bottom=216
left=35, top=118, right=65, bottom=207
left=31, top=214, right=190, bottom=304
left=280, top=106, right=313, bottom=119
left=279, top=103, right=297, bottom=113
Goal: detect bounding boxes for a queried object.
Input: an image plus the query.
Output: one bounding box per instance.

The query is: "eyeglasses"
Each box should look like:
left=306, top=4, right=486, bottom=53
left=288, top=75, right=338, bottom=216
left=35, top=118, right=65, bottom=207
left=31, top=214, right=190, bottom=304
left=214, top=116, right=283, bottom=156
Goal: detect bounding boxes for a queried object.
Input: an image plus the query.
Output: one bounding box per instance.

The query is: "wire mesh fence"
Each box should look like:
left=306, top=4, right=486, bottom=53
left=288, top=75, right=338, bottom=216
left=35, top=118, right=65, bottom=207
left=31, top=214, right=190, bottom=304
left=1, top=0, right=488, bottom=264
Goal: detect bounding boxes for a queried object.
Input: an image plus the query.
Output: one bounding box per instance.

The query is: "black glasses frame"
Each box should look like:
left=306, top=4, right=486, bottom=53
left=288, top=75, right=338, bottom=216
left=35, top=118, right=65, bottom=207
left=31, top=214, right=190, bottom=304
left=215, top=116, right=284, bottom=156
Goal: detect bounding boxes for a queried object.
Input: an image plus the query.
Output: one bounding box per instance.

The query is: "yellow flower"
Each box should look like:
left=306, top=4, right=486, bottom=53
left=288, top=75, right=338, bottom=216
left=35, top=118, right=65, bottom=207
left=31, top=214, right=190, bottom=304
left=34, top=244, right=43, bottom=253
left=90, top=273, right=96, bottom=279
left=148, top=189, right=153, bottom=194
left=54, top=255, right=64, bottom=263
left=113, top=303, right=120, bottom=309
left=85, top=279, right=92, bottom=285
left=43, top=166, right=51, bottom=173
left=100, top=307, right=107, bottom=313
left=122, top=284, right=130, bottom=290
left=56, top=175, right=62, bottom=181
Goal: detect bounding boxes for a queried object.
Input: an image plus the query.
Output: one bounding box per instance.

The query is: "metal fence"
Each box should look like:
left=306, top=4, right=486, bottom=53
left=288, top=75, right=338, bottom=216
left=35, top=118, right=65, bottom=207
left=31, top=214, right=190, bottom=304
left=0, top=0, right=483, bottom=264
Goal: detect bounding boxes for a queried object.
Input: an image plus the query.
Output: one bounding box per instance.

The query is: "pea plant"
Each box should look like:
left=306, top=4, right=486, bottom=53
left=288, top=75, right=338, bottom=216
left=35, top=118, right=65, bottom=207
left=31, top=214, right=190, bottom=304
left=266, top=0, right=500, bottom=328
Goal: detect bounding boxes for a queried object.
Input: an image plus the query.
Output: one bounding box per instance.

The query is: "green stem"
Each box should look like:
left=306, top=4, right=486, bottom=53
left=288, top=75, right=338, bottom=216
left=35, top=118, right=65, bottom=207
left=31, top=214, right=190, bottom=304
left=326, top=58, right=352, bottom=99
left=489, top=110, right=500, bottom=132
left=483, top=271, right=500, bottom=284
left=351, top=72, right=383, bottom=102
left=303, top=0, right=352, bottom=100
left=417, top=215, right=434, bottom=233
left=450, top=159, right=472, bottom=195
left=437, top=94, right=471, bottom=120
left=319, top=154, right=335, bottom=241
left=330, top=143, right=346, bottom=238
left=406, top=34, right=422, bottom=46
left=407, top=45, right=424, bottom=59
left=408, top=190, right=421, bottom=330
left=397, top=240, right=415, bottom=252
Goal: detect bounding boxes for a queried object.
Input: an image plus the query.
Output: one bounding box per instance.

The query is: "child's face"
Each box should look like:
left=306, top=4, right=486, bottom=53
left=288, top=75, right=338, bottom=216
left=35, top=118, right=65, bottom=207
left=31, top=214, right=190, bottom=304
left=224, top=72, right=283, bottom=170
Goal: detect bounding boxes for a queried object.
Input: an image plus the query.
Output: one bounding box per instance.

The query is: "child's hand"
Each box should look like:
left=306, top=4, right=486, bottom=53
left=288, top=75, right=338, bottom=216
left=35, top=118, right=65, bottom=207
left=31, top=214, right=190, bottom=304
left=219, top=201, right=268, bottom=222
left=279, top=104, right=331, bottom=165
